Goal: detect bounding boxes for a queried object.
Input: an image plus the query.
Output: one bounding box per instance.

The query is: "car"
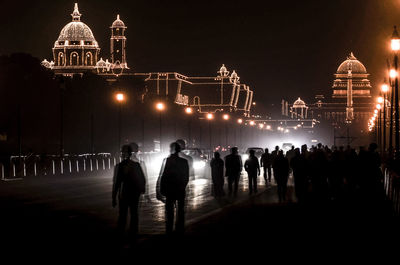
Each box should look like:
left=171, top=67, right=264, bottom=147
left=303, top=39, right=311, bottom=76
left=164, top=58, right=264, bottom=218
left=241, top=147, right=264, bottom=162
left=182, top=148, right=208, bottom=176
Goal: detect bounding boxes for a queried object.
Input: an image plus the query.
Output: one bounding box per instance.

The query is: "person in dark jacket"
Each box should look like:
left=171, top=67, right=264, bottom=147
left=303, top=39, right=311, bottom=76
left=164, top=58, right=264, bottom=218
left=245, top=149, right=260, bottom=194
left=290, top=148, right=308, bottom=203
left=159, top=142, right=189, bottom=235
left=260, top=148, right=272, bottom=183
left=224, top=147, right=243, bottom=196
left=210, top=152, right=225, bottom=197
left=112, top=144, right=146, bottom=240
left=273, top=150, right=290, bottom=202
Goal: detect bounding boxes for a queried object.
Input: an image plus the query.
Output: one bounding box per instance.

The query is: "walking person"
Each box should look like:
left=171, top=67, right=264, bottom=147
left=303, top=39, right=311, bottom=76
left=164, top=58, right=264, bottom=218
left=112, top=145, right=146, bottom=242
left=290, top=148, right=308, bottom=203
left=225, top=147, right=243, bottom=196
left=244, top=149, right=260, bottom=194
left=260, top=148, right=272, bottom=183
left=210, top=152, right=225, bottom=197
left=273, top=150, right=290, bottom=202
left=158, top=142, right=189, bottom=235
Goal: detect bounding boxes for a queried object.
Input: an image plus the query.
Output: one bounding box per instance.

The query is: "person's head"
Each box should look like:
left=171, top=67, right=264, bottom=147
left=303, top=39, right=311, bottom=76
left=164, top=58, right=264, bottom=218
left=170, top=142, right=181, bottom=154
left=278, top=150, right=284, bottom=156
left=121, top=145, right=133, bottom=160
left=214, top=152, right=220, bottom=159
left=301, top=144, right=307, bottom=153
left=294, top=148, right=300, bottom=156
left=275, top=145, right=279, bottom=151
left=176, top=139, right=186, bottom=150
left=249, top=149, right=255, bottom=157
left=291, top=146, right=294, bottom=150
left=231, top=147, right=238, bottom=155
left=129, top=142, right=139, bottom=153
left=265, top=148, right=269, bottom=153
left=317, top=143, right=322, bottom=149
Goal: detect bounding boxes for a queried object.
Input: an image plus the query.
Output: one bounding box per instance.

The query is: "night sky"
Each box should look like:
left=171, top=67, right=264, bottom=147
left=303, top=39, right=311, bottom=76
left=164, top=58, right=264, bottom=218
left=1, top=0, right=400, bottom=109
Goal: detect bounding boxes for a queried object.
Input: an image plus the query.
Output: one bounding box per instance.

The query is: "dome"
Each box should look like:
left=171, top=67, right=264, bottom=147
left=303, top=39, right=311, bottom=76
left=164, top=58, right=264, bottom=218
left=293, top=97, right=306, bottom=108
left=337, top=52, right=367, bottom=74
left=56, top=3, right=97, bottom=43
left=111, top=15, right=126, bottom=28
left=57, top=22, right=96, bottom=42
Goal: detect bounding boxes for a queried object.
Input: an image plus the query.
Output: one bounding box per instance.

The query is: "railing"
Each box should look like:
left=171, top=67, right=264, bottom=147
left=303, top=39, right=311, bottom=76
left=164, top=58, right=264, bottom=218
left=384, top=167, right=400, bottom=215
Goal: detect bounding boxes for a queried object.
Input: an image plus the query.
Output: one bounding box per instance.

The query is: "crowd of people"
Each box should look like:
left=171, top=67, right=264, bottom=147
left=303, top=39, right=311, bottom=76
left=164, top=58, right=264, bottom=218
left=112, top=140, right=387, bottom=243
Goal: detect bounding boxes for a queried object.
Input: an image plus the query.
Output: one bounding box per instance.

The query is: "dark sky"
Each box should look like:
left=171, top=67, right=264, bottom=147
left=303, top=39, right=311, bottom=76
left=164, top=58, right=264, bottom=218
left=1, top=0, right=400, bottom=108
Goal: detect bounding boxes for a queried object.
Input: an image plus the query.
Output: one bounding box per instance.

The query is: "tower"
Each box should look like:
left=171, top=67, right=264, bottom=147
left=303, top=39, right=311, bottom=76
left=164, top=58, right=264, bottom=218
left=110, top=15, right=128, bottom=69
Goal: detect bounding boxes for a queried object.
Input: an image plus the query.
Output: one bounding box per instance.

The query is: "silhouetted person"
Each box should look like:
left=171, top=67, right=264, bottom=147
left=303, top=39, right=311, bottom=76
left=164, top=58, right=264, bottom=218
left=130, top=142, right=151, bottom=202
left=290, top=148, right=308, bottom=203
left=309, top=143, right=329, bottom=202
left=176, top=139, right=194, bottom=178
left=112, top=145, right=146, bottom=241
left=260, top=148, right=272, bottom=183
left=273, top=150, right=289, bottom=202
left=245, top=149, right=260, bottom=194
left=271, top=145, right=279, bottom=180
left=286, top=146, right=295, bottom=163
left=159, top=142, right=189, bottom=235
left=210, top=152, right=225, bottom=197
left=225, top=147, right=243, bottom=196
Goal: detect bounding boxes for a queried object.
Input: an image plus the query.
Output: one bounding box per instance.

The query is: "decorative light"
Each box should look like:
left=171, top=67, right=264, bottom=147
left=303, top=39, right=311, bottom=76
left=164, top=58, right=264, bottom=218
left=206, top=113, right=214, bottom=120
left=259, top=123, right=264, bottom=129
left=266, top=125, right=271, bottom=130
left=249, top=120, right=255, bottom=126
left=155, top=102, right=165, bottom=111
left=223, top=114, right=230, bottom=120
left=115, top=92, right=125, bottom=102
left=237, top=118, right=243, bottom=124
left=185, top=107, right=193, bottom=114
left=376, top=104, right=382, bottom=110
left=391, top=26, right=400, bottom=51
left=374, top=109, right=378, bottom=114
left=381, top=84, right=389, bottom=93
left=390, top=69, right=398, bottom=78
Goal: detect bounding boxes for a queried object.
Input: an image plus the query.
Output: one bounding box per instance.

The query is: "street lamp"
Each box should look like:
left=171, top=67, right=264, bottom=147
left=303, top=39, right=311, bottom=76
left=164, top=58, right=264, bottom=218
left=249, top=120, right=255, bottom=126
left=155, top=102, right=166, bottom=152
left=391, top=26, right=400, bottom=155
left=185, top=107, right=193, bottom=147
left=382, top=82, right=389, bottom=153
left=115, top=92, right=125, bottom=153
left=237, top=118, right=243, bottom=124
left=206, top=113, right=214, bottom=152
left=222, top=114, right=230, bottom=146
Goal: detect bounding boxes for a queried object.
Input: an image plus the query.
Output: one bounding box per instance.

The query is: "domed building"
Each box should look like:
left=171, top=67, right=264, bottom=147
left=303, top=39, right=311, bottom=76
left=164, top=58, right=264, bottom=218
left=43, top=3, right=129, bottom=76
left=51, top=3, right=100, bottom=75
left=332, top=52, right=372, bottom=99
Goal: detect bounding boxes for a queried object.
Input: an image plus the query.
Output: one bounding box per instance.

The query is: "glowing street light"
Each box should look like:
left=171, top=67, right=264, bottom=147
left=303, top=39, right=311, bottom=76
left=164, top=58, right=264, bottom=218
left=237, top=118, right=243, bottom=124
left=392, top=26, right=400, bottom=51
left=223, top=114, right=230, bottom=120
left=376, top=103, right=382, bottom=110
left=249, top=120, right=255, bottom=126
left=381, top=83, right=389, bottom=93
left=266, top=125, right=271, bottom=130
left=377, top=97, right=384, bottom=104
left=155, top=102, right=166, bottom=152
left=185, top=107, right=193, bottom=114
left=155, top=102, right=166, bottom=111
left=206, top=113, right=214, bottom=120
left=258, top=123, right=264, bottom=129
left=115, top=92, right=125, bottom=102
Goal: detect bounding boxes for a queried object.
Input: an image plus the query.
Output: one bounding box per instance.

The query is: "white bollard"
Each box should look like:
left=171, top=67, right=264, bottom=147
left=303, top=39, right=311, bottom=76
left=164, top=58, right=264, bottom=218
left=1, top=164, right=4, bottom=180
left=69, top=160, right=72, bottom=173
left=52, top=160, right=55, bottom=175
left=108, top=158, right=111, bottom=169
left=34, top=162, right=37, bottom=176
left=83, top=159, right=86, bottom=171
left=102, top=159, right=105, bottom=170
left=113, top=157, right=116, bottom=166
left=96, top=159, right=99, bottom=170
left=90, top=159, right=93, bottom=172
left=13, top=163, right=16, bottom=177
left=60, top=160, right=63, bottom=175
left=23, top=160, right=26, bottom=177
left=76, top=160, right=79, bottom=173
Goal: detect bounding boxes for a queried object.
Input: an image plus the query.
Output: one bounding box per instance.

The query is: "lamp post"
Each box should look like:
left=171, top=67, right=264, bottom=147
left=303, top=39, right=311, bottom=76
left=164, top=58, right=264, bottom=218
left=185, top=107, right=193, bottom=147
left=223, top=114, right=230, bottom=147
left=382, top=83, right=389, bottom=153
left=237, top=118, right=243, bottom=148
left=391, top=26, right=400, bottom=154
left=376, top=103, right=382, bottom=150
left=206, top=113, right=214, bottom=152
left=155, top=102, right=165, bottom=152
left=389, top=69, right=397, bottom=153
left=115, top=92, right=125, bottom=152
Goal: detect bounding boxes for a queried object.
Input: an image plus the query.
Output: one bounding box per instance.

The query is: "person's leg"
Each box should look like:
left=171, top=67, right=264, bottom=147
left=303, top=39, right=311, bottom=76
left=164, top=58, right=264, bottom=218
left=117, top=200, right=128, bottom=238
left=176, top=194, right=186, bottom=234
left=234, top=174, right=239, bottom=195
left=254, top=175, right=258, bottom=193
left=228, top=176, right=233, bottom=195
left=129, top=195, right=140, bottom=239
left=248, top=174, right=253, bottom=194
left=268, top=166, right=272, bottom=182
left=263, top=167, right=267, bottom=182
left=165, top=197, right=175, bottom=235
